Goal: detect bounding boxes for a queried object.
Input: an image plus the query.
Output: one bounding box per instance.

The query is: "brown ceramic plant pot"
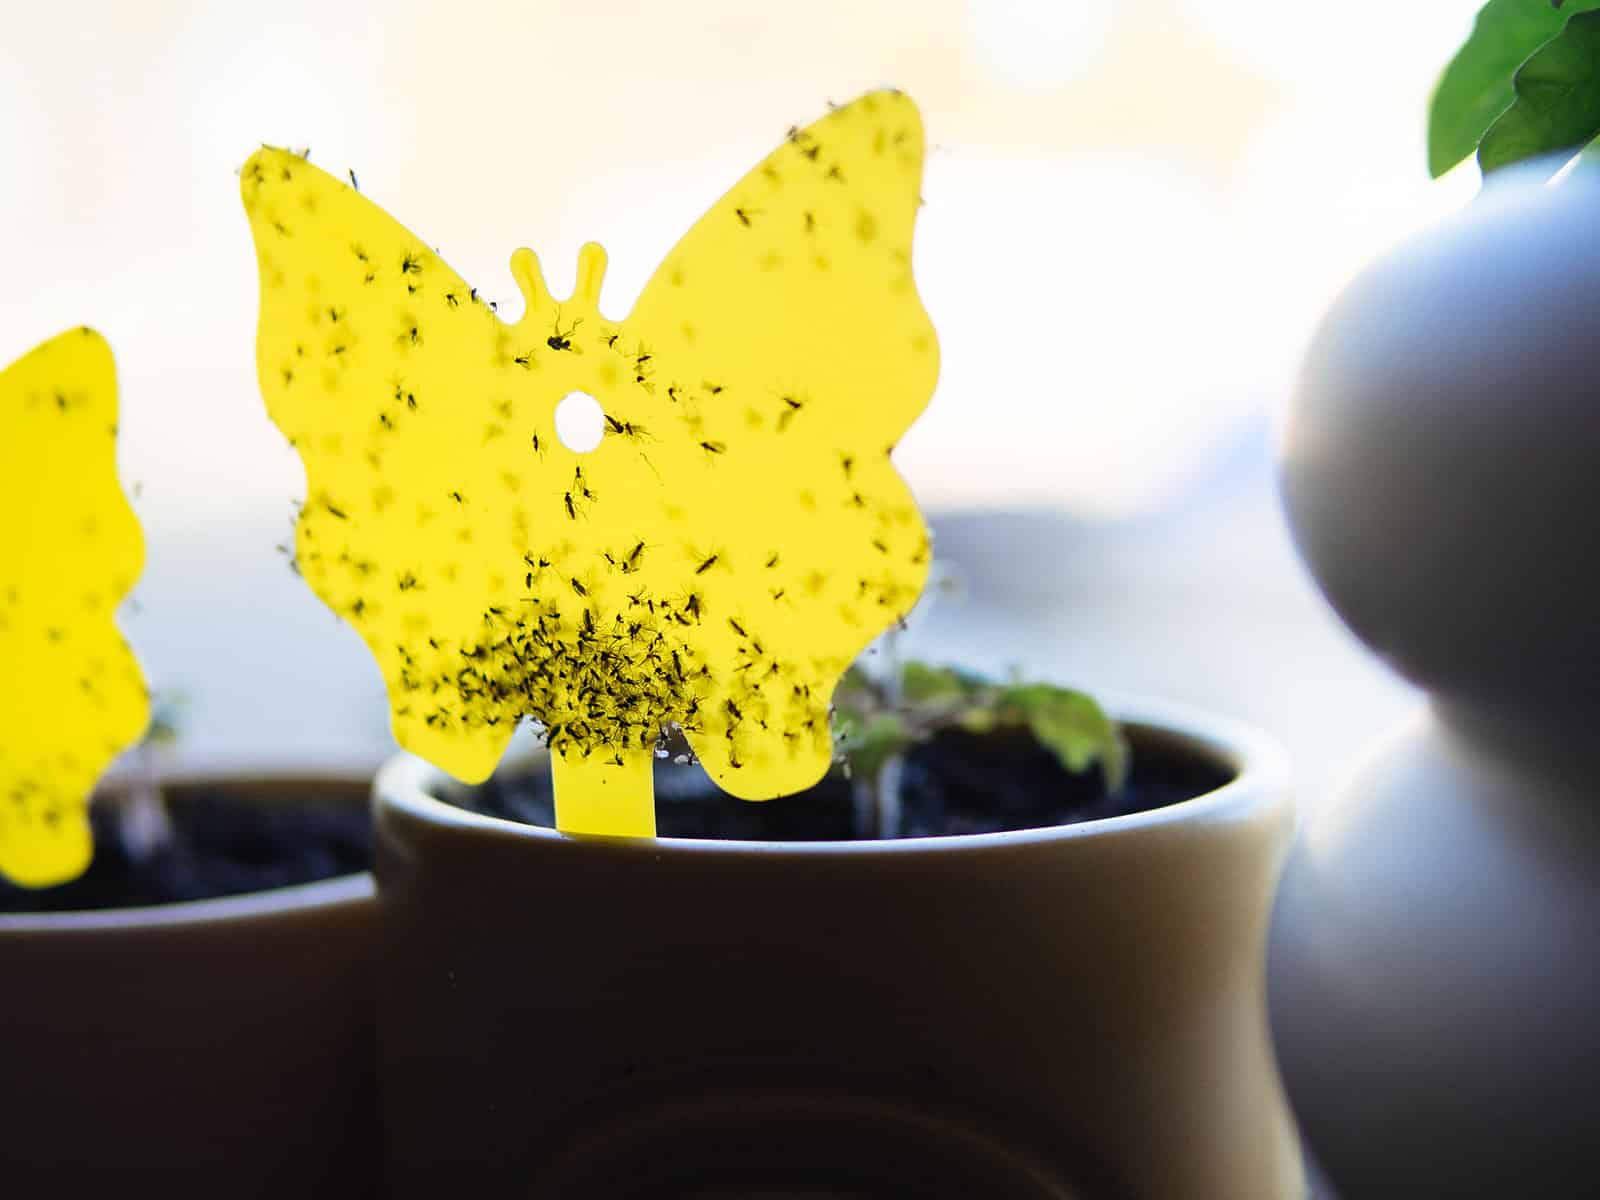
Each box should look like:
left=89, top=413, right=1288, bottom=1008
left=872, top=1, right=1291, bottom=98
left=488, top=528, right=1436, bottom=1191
left=373, top=701, right=1304, bottom=1199
left=0, top=770, right=377, bottom=1196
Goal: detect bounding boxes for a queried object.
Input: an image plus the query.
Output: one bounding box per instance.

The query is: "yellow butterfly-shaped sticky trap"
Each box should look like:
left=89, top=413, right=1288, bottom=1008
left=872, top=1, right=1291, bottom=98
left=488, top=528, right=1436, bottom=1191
left=241, top=90, right=937, bottom=836
left=0, top=328, right=149, bottom=886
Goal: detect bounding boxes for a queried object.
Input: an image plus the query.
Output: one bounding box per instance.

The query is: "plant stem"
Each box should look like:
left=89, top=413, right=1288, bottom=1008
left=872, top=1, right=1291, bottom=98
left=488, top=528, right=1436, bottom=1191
left=850, top=753, right=906, bottom=839
left=874, top=754, right=904, bottom=839
left=118, top=742, right=173, bottom=861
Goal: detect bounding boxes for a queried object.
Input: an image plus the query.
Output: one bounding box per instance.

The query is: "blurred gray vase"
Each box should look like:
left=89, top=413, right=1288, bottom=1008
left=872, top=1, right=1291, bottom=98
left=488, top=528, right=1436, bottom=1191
left=1270, top=160, right=1600, bottom=1197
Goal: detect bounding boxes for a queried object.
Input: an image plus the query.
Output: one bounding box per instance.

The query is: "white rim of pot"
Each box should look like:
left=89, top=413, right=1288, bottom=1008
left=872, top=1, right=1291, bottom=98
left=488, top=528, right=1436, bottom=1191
left=376, top=693, right=1291, bottom=857
left=0, top=766, right=377, bottom=933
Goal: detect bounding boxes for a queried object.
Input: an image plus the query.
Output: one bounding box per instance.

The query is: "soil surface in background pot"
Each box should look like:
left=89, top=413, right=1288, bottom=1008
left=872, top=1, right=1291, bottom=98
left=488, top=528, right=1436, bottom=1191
left=458, top=729, right=1232, bottom=839
left=0, top=786, right=372, bottom=913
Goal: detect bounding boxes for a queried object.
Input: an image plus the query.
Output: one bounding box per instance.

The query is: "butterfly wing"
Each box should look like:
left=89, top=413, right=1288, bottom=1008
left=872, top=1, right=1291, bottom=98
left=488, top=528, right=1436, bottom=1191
left=0, top=328, right=148, bottom=886
left=243, top=148, right=537, bottom=782
left=620, top=90, right=937, bottom=797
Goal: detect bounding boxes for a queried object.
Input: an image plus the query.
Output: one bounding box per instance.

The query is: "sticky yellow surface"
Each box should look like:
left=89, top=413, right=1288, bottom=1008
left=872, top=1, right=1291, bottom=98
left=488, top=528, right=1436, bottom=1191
left=241, top=90, right=936, bottom=835
left=0, top=329, right=149, bottom=886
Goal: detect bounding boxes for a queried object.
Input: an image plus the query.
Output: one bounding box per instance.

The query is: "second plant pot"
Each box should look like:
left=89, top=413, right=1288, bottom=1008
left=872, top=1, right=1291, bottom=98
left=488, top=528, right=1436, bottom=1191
left=373, top=703, right=1303, bottom=1199
left=0, top=769, right=377, bottom=1196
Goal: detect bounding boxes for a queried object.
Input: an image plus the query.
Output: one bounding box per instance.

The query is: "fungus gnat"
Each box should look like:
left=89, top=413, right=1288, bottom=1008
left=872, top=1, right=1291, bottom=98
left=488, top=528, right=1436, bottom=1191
left=547, top=314, right=581, bottom=352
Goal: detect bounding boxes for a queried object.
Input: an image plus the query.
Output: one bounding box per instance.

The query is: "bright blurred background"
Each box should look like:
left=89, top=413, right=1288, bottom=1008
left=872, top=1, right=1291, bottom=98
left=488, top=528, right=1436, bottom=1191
left=1, top=0, right=1485, bottom=804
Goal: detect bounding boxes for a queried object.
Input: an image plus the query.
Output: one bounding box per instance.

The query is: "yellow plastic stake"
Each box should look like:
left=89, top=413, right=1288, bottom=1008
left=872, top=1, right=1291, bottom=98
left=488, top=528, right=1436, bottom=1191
left=0, top=328, right=149, bottom=886
left=240, top=90, right=937, bottom=836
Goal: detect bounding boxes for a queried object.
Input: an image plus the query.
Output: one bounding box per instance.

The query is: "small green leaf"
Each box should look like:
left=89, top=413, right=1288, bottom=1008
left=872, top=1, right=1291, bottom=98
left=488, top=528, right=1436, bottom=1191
left=1428, top=0, right=1600, bottom=178
left=955, top=704, right=1000, bottom=736
left=837, top=662, right=876, bottom=696
left=1480, top=8, right=1600, bottom=173
left=999, top=684, right=1129, bottom=792
left=900, top=661, right=972, bottom=704
left=833, top=663, right=887, bottom=719
left=830, top=704, right=865, bottom=746
left=842, top=712, right=916, bottom=780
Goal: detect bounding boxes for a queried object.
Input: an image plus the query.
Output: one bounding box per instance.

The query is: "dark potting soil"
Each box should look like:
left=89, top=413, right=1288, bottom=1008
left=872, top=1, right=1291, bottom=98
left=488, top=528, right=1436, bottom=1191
left=0, top=788, right=372, bottom=914
left=457, top=728, right=1233, bottom=840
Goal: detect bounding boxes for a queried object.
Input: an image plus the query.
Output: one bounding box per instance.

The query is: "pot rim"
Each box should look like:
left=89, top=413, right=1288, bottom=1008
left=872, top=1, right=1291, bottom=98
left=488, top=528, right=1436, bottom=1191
left=0, top=766, right=376, bottom=934
left=376, top=692, right=1291, bottom=857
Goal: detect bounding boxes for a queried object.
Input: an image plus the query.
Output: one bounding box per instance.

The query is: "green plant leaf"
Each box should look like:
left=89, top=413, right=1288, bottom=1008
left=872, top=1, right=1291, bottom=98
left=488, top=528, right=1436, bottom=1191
left=1428, top=0, right=1600, bottom=178
left=835, top=663, right=879, bottom=707
left=955, top=703, right=1000, bottom=736
left=830, top=702, right=865, bottom=747
left=1479, top=8, right=1600, bottom=173
left=835, top=657, right=1127, bottom=799
left=900, top=661, right=973, bottom=704
left=998, top=684, right=1129, bottom=792
left=841, top=712, right=916, bottom=780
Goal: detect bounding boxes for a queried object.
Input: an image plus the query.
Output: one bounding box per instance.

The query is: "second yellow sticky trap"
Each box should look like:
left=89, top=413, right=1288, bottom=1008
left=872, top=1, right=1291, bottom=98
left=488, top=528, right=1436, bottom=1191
left=0, top=328, right=149, bottom=886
